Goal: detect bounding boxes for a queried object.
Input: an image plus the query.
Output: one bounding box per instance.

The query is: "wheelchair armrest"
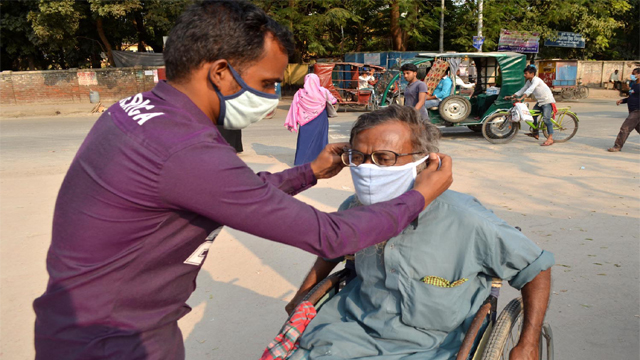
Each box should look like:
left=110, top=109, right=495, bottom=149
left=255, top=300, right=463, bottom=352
left=302, top=269, right=351, bottom=307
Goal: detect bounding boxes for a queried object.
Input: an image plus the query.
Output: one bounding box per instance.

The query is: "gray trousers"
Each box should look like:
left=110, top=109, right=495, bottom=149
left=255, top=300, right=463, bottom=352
left=613, top=110, right=640, bottom=149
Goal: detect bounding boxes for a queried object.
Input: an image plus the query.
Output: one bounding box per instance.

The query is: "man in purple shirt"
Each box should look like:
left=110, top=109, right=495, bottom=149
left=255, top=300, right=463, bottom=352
left=33, top=1, right=453, bottom=359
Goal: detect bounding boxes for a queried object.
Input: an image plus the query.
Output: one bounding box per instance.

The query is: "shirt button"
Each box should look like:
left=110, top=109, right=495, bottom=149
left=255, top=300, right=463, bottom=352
left=389, top=244, right=394, bottom=249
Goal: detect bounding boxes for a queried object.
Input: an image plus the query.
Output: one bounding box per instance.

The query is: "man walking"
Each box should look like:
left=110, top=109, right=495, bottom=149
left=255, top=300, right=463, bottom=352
left=401, top=63, right=429, bottom=121
left=506, top=66, right=556, bottom=146
left=608, top=67, right=640, bottom=152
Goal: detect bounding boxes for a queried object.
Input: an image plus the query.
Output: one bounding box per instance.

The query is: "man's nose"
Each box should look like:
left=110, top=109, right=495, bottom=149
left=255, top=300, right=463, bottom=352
left=363, top=155, right=375, bottom=164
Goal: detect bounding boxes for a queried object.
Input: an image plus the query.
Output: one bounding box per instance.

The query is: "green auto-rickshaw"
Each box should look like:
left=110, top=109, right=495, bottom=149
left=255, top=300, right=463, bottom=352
left=375, top=52, right=526, bottom=137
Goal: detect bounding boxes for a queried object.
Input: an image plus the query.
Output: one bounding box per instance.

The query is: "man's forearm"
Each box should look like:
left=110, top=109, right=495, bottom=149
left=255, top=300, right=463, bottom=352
left=295, top=257, right=339, bottom=297
left=518, top=269, right=551, bottom=348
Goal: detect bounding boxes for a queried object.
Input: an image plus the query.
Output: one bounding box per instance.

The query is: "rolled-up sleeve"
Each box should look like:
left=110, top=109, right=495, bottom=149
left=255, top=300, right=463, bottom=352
left=479, top=219, right=555, bottom=290
left=508, top=250, right=555, bottom=289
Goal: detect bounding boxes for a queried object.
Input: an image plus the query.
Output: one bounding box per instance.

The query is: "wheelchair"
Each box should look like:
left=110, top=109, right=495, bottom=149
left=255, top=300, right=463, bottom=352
left=286, top=268, right=554, bottom=360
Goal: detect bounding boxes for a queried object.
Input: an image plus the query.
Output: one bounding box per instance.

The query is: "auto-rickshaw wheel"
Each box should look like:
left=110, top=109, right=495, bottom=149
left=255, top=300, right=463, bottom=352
left=439, top=95, right=472, bottom=123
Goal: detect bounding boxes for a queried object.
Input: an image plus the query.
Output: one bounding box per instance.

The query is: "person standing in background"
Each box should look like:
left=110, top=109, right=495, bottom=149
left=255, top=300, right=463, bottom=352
left=285, top=74, right=337, bottom=165
left=608, top=68, right=640, bottom=152
left=401, top=63, right=429, bottom=122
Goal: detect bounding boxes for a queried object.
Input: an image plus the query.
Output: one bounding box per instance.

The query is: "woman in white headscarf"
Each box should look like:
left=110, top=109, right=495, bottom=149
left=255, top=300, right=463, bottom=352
left=285, top=74, right=337, bottom=166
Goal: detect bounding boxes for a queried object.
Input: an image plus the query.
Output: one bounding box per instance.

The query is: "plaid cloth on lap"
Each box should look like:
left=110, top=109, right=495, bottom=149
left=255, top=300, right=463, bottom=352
left=260, top=301, right=317, bottom=360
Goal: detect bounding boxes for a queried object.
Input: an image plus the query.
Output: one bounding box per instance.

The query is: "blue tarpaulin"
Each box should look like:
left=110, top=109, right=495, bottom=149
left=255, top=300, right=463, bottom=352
left=344, top=51, right=421, bottom=69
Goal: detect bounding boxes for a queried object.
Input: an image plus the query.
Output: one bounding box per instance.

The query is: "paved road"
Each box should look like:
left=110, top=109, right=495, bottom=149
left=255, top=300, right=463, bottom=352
left=1, top=99, right=638, bottom=359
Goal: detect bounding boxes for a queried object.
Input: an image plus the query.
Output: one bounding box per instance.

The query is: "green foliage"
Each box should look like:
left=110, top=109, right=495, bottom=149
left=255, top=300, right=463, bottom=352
left=1, top=0, right=636, bottom=71
left=1, top=0, right=42, bottom=69
left=88, top=0, right=142, bottom=17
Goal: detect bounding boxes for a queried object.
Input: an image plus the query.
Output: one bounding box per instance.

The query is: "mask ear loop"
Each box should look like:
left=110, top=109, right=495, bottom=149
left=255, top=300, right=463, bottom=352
left=208, top=65, right=227, bottom=127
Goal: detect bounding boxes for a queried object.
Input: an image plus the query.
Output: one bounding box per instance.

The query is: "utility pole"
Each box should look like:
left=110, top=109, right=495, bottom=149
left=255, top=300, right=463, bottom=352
left=439, top=0, right=445, bottom=53
left=477, top=0, right=483, bottom=52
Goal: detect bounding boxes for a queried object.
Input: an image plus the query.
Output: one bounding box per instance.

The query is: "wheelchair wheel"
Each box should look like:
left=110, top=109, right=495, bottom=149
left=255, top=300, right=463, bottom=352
left=481, top=298, right=523, bottom=360
left=481, top=298, right=553, bottom=360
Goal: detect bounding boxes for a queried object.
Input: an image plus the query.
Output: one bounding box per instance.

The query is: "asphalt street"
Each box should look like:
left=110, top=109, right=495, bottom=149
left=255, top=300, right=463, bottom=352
left=0, top=98, right=638, bottom=359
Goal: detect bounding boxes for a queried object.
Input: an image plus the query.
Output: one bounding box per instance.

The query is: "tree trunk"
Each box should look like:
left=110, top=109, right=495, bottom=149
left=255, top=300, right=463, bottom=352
left=390, top=0, right=403, bottom=51
left=133, top=11, right=149, bottom=52
left=356, top=25, right=364, bottom=52
left=96, top=17, right=115, bottom=66
left=28, top=55, right=36, bottom=71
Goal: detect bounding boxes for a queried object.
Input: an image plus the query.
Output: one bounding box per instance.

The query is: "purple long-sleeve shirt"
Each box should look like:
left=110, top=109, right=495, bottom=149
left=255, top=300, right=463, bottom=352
left=33, top=81, right=425, bottom=359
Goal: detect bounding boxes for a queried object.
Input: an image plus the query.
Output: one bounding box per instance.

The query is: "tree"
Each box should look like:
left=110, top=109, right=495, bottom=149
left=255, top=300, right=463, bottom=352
left=0, top=0, right=44, bottom=70
left=447, top=0, right=632, bottom=59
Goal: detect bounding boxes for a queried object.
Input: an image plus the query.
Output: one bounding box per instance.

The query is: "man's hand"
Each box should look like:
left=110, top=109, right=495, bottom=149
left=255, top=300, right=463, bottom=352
left=509, top=343, right=538, bottom=360
left=285, top=291, right=310, bottom=315
left=504, top=95, right=513, bottom=100
left=310, top=142, right=348, bottom=180
left=413, top=153, right=453, bottom=210
left=616, top=99, right=623, bottom=106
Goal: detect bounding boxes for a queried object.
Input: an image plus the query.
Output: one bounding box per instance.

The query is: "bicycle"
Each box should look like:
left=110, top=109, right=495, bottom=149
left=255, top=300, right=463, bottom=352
left=560, top=80, right=589, bottom=100
left=482, top=100, right=579, bottom=144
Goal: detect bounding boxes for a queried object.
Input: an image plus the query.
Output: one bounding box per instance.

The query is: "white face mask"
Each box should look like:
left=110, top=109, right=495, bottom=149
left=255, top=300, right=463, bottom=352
left=210, top=64, right=279, bottom=130
left=350, top=155, right=430, bottom=205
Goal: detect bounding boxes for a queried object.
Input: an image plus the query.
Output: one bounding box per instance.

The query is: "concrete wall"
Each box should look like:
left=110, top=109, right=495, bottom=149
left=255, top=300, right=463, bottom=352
left=0, top=67, right=162, bottom=105
left=577, top=61, right=640, bottom=87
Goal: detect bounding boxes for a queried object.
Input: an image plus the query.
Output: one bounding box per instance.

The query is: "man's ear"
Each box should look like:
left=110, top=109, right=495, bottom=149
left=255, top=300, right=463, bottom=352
left=416, top=159, right=428, bottom=174
left=207, top=60, right=231, bottom=91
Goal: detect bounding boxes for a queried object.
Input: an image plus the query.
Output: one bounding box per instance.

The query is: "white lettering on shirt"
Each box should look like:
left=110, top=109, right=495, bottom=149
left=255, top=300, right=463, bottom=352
left=119, top=93, right=165, bottom=125
left=184, top=227, right=222, bottom=266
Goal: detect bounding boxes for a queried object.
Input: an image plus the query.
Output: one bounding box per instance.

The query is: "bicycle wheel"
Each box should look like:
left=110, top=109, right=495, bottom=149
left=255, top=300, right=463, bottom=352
left=561, top=88, right=575, bottom=100
left=482, top=113, right=519, bottom=144
left=577, top=85, right=589, bottom=99
left=543, top=111, right=578, bottom=142
left=481, top=298, right=523, bottom=360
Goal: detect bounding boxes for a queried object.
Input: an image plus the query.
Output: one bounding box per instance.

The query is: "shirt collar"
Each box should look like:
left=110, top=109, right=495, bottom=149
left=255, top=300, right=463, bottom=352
left=152, top=80, right=215, bottom=127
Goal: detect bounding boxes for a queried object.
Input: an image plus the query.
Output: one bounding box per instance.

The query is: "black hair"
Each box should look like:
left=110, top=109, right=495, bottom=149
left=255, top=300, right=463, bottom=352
left=633, top=68, right=640, bottom=74
left=400, top=63, right=418, bottom=73
left=164, top=0, right=294, bottom=82
left=350, top=105, right=440, bottom=154
left=524, top=65, right=537, bottom=76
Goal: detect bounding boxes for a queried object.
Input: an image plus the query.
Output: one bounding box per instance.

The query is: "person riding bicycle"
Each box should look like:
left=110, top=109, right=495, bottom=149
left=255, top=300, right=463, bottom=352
left=505, top=66, right=557, bottom=146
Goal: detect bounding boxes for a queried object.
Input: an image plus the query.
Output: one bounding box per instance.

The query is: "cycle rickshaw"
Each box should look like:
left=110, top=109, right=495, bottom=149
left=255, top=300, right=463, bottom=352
left=313, top=62, right=386, bottom=111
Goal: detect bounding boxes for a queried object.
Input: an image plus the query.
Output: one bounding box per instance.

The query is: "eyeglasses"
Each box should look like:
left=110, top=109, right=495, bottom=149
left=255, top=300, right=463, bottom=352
left=341, top=149, right=424, bottom=167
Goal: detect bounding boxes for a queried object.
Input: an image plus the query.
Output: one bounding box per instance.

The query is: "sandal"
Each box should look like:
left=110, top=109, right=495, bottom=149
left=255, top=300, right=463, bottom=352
left=541, top=141, right=554, bottom=146
left=525, top=133, right=539, bottom=140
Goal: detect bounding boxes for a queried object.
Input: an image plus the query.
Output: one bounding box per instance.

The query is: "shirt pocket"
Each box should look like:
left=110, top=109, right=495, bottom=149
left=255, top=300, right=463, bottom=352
left=398, top=277, right=473, bottom=333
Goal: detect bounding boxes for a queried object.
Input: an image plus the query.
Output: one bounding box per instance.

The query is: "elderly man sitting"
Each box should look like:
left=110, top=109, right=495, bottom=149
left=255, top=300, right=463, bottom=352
left=286, top=105, right=554, bottom=360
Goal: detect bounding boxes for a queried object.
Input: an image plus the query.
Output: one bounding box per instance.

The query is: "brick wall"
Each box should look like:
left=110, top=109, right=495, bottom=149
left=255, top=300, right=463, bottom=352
left=577, top=61, right=640, bottom=88
left=0, top=67, right=164, bottom=105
